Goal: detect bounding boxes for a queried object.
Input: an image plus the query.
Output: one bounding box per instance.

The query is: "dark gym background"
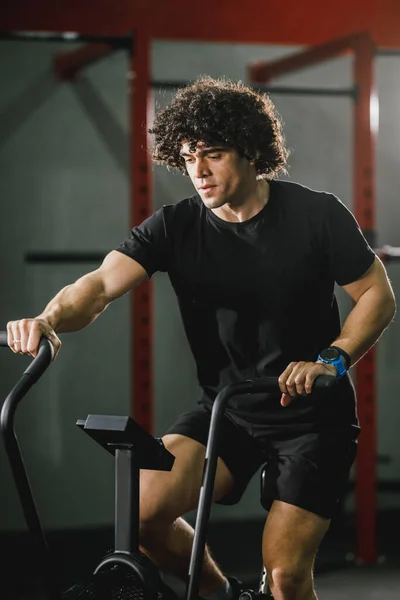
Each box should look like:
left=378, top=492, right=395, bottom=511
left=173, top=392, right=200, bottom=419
left=1, top=2, right=400, bottom=598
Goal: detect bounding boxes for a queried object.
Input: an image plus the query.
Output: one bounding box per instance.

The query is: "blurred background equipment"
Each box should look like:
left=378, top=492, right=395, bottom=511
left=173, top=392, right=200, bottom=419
left=1, top=1, right=400, bottom=598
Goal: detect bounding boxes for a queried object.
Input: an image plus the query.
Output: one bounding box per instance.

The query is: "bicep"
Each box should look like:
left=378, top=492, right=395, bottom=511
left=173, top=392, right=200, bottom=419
left=341, top=256, right=395, bottom=303
left=96, top=250, right=149, bottom=302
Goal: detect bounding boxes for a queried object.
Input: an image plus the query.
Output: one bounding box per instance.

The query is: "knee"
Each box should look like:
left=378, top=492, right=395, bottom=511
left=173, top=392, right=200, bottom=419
left=139, top=475, right=176, bottom=545
left=266, top=563, right=312, bottom=599
left=139, top=498, right=168, bottom=544
left=139, top=508, right=162, bottom=544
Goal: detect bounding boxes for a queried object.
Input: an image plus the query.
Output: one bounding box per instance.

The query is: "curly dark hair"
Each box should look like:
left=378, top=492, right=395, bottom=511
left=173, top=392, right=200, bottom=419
left=149, top=76, right=289, bottom=178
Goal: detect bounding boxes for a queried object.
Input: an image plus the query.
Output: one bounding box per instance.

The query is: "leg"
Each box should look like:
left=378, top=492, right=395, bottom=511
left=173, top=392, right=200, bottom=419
left=139, top=433, right=235, bottom=595
left=259, top=426, right=358, bottom=599
left=262, top=500, right=330, bottom=600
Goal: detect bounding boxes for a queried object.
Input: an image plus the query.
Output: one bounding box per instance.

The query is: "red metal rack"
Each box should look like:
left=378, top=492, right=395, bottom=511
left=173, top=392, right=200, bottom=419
left=249, top=31, right=377, bottom=565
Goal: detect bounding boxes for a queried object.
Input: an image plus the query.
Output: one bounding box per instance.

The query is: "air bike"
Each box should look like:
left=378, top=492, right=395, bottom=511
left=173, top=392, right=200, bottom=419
left=0, top=333, right=336, bottom=599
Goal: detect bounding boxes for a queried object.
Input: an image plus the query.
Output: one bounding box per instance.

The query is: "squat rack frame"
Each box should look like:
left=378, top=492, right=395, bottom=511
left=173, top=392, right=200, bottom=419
left=0, top=27, right=155, bottom=438
left=0, top=27, right=397, bottom=566
left=249, top=30, right=378, bottom=565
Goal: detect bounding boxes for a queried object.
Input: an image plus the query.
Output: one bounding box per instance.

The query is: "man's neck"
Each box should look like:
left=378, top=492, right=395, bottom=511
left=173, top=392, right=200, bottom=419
left=211, top=179, right=270, bottom=223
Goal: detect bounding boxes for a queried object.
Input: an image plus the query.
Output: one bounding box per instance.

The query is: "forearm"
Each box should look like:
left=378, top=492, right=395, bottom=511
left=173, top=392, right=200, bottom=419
left=36, top=272, right=109, bottom=333
left=332, top=287, right=396, bottom=367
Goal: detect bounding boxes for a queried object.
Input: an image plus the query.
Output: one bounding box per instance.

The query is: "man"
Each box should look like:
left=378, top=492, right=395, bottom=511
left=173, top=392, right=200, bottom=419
left=7, top=77, right=396, bottom=600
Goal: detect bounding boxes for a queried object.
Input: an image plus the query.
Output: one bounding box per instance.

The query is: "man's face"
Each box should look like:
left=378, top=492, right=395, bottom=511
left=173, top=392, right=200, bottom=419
left=180, top=142, right=256, bottom=209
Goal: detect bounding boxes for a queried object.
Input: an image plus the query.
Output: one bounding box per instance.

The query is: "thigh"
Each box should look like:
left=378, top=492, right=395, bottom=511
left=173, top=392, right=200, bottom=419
left=261, top=427, right=358, bottom=519
left=165, top=406, right=264, bottom=506
left=262, top=500, right=329, bottom=568
left=140, top=433, right=235, bottom=522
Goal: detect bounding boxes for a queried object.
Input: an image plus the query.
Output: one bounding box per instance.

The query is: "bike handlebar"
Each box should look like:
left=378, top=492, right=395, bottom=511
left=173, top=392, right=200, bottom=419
left=0, top=332, right=60, bottom=599
left=235, top=374, right=335, bottom=394
left=0, top=334, right=54, bottom=436
left=0, top=330, right=338, bottom=600
left=185, top=374, right=337, bottom=600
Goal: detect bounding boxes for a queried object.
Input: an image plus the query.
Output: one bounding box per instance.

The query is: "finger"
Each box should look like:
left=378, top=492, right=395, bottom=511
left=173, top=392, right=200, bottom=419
left=304, top=368, right=321, bottom=395
left=293, top=362, right=310, bottom=396
left=304, top=364, right=336, bottom=394
left=10, top=321, right=22, bottom=353
left=47, top=332, right=61, bottom=360
left=39, top=329, right=61, bottom=361
left=280, top=393, right=292, bottom=407
left=18, top=319, right=30, bottom=353
left=286, top=362, right=307, bottom=397
left=27, top=323, right=43, bottom=358
left=7, top=322, right=16, bottom=353
left=278, top=362, right=296, bottom=395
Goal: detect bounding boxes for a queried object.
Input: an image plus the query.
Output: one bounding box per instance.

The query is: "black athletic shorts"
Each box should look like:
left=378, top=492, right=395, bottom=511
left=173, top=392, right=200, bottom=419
left=165, top=404, right=359, bottom=519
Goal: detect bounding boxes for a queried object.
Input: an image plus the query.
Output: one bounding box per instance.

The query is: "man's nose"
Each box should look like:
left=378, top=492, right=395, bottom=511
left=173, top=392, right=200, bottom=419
left=195, top=158, right=211, bottom=179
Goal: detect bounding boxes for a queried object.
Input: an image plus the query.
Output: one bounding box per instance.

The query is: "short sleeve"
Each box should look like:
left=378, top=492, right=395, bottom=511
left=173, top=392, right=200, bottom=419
left=324, top=195, right=376, bottom=286
left=115, top=208, right=169, bottom=277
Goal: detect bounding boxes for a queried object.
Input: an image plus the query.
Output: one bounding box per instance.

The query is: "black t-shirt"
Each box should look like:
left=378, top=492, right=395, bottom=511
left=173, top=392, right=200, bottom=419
left=116, top=180, right=375, bottom=430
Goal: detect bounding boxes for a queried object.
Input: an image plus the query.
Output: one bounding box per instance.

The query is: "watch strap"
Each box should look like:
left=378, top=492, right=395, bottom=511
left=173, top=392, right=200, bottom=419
left=317, top=347, right=348, bottom=379
left=330, top=346, right=351, bottom=369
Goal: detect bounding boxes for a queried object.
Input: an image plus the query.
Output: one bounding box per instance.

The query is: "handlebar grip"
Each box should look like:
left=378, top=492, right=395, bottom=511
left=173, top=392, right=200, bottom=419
left=0, top=331, right=57, bottom=598
left=246, top=374, right=337, bottom=394
left=313, top=375, right=337, bottom=389
left=24, top=337, right=55, bottom=378
left=0, top=332, right=55, bottom=381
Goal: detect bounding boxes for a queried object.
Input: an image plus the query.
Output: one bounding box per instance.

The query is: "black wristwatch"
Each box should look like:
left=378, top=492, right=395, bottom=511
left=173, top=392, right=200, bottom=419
left=317, top=346, right=351, bottom=379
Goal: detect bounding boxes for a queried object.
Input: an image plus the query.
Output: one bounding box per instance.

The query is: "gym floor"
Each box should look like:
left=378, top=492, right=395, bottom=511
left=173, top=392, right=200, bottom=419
left=164, top=511, right=400, bottom=600
left=9, top=566, right=400, bottom=600
left=7, top=568, right=400, bottom=600
left=161, top=565, right=399, bottom=600
left=164, top=564, right=400, bottom=600
left=3, top=510, right=400, bottom=599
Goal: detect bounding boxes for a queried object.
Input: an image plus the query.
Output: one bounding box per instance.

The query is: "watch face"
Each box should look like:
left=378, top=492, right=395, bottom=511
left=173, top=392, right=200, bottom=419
left=321, top=347, right=340, bottom=360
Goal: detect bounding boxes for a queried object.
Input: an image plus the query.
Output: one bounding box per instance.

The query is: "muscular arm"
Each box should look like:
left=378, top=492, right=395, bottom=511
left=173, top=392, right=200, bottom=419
left=38, top=251, right=148, bottom=332
left=331, top=256, right=396, bottom=366
left=279, top=256, right=396, bottom=404
left=7, top=251, right=148, bottom=356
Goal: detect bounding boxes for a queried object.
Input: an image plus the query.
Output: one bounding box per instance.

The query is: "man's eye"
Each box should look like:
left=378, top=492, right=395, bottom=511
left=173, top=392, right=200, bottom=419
left=209, top=154, right=221, bottom=159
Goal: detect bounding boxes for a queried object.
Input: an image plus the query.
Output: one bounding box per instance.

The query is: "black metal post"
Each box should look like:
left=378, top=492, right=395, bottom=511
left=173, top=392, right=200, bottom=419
left=0, top=30, right=131, bottom=48
left=184, top=375, right=335, bottom=600
left=0, top=337, right=59, bottom=599
left=184, top=381, right=258, bottom=600
left=151, top=80, right=356, bottom=97
left=25, top=252, right=105, bottom=263
left=115, top=448, right=140, bottom=553
left=376, top=49, right=400, bottom=56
